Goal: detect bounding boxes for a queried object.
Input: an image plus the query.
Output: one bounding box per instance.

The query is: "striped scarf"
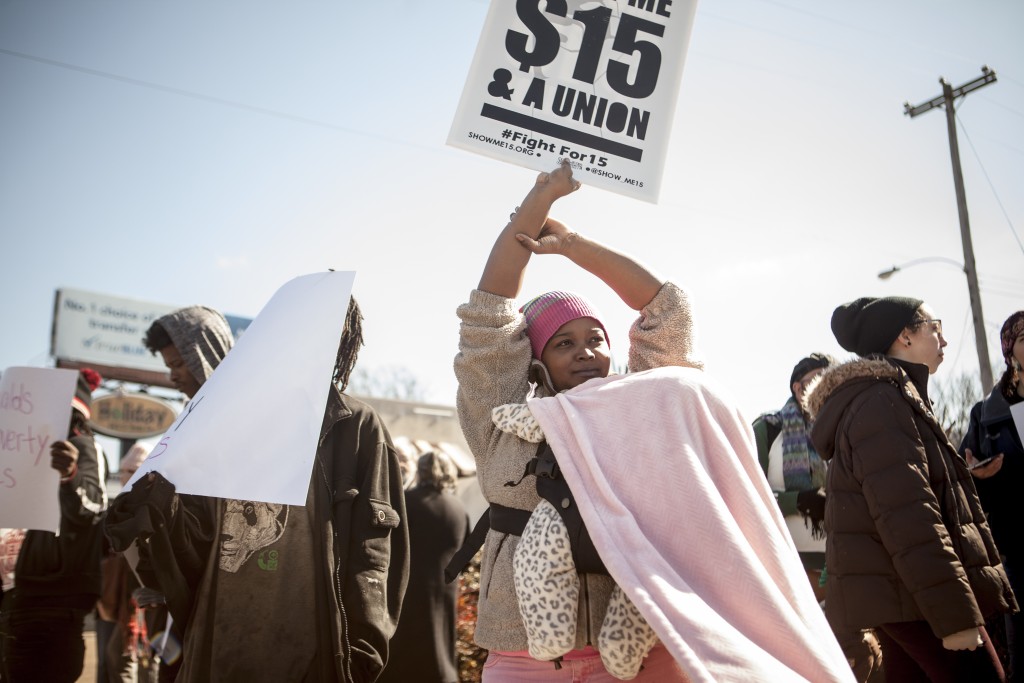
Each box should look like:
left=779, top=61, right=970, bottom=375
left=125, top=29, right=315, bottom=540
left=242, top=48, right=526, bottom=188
left=779, top=397, right=826, bottom=492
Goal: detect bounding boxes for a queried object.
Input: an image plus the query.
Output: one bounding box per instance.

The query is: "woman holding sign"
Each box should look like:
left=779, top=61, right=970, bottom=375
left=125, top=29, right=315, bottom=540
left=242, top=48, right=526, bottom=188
left=452, top=161, right=856, bottom=683
left=452, top=160, right=700, bottom=681
left=452, top=158, right=865, bottom=683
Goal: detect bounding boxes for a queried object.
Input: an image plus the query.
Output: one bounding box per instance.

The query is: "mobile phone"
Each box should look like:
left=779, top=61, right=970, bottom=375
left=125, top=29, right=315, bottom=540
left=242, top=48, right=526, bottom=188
left=969, top=456, right=995, bottom=470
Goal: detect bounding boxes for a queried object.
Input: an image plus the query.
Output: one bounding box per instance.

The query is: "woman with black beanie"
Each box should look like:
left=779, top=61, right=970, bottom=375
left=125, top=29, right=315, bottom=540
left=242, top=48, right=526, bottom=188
left=805, top=296, right=1016, bottom=682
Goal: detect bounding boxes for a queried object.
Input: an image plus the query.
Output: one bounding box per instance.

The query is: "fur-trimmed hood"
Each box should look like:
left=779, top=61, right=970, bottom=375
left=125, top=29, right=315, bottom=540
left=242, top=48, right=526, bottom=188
left=803, top=355, right=933, bottom=462
left=802, top=356, right=900, bottom=421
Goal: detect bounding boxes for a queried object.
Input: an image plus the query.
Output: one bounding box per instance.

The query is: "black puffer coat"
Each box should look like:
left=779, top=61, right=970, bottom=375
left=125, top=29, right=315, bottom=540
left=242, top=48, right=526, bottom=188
left=806, top=356, right=1016, bottom=638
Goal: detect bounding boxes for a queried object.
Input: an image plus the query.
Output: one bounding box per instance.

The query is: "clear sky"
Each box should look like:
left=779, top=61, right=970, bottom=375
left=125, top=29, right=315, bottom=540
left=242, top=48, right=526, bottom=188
left=2, top=0, right=1022, bottom=421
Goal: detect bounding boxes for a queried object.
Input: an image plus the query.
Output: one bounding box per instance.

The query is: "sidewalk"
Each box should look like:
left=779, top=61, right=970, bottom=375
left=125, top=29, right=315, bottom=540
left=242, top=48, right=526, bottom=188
left=79, top=630, right=97, bottom=683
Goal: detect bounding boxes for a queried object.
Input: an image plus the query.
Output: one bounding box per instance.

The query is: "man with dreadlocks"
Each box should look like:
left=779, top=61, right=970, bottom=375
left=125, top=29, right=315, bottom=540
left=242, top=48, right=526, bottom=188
left=105, top=299, right=409, bottom=683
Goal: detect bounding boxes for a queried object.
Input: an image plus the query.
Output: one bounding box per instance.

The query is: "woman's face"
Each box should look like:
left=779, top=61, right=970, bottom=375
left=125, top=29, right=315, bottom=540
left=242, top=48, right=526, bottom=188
left=539, top=317, right=611, bottom=392
left=792, top=368, right=826, bottom=401
left=1011, top=329, right=1024, bottom=369
left=904, top=304, right=947, bottom=374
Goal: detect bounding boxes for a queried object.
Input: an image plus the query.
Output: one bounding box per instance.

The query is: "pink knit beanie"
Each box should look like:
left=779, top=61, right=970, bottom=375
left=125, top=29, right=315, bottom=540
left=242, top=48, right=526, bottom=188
left=520, top=291, right=609, bottom=358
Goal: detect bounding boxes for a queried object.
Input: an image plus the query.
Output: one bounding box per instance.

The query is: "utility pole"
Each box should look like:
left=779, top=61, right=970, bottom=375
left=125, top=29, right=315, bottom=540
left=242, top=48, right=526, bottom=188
left=904, top=66, right=996, bottom=390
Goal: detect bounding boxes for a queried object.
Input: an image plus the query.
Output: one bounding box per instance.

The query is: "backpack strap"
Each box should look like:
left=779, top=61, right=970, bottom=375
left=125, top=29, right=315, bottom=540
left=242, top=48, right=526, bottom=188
left=752, top=413, right=782, bottom=476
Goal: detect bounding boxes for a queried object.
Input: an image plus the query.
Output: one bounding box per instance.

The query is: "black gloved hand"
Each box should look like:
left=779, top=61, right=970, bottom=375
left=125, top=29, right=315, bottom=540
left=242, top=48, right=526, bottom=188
left=110, top=471, right=177, bottom=518
left=104, top=471, right=178, bottom=551
left=796, top=487, right=827, bottom=523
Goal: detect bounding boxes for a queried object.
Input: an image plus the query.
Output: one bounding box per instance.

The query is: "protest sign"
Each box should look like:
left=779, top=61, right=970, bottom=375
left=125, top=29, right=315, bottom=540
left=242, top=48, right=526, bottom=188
left=0, top=367, right=78, bottom=531
left=448, top=0, right=698, bottom=203
left=125, top=271, right=356, bottom=506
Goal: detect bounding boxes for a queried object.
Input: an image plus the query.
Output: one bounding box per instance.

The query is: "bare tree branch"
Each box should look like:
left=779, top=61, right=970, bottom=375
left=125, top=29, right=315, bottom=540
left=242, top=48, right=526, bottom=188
left=932, top=372, right=982, bottom=447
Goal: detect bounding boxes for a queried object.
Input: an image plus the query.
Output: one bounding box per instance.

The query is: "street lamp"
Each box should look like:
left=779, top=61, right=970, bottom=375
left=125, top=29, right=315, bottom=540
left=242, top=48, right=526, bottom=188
left=877, top=256, right=993, bottom=389
left=877, top=256, right=966, bottom=281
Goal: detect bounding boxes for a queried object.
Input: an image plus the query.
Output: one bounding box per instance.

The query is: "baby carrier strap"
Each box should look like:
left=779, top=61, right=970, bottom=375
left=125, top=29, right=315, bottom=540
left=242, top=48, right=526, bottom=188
left=444, top=442, right=609, bottom=583
left=531, top=442, right=608, bottom=577
left=443, top=503, right=532, bottom=583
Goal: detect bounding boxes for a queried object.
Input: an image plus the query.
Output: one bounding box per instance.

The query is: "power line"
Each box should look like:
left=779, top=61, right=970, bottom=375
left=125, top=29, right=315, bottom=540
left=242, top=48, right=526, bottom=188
left=956, top=112, right=1024, bottom=257
left=978, top=95, right=1024, bottom=120
left=0, top=47, right=435, bottom=153
left=991, top=71, right=1024, bottom=91
left=980, top=275, right=1024, bottom=289
left=747, top=0, right=877, bottom=36
left=981, top=286, right=1024, bottom=299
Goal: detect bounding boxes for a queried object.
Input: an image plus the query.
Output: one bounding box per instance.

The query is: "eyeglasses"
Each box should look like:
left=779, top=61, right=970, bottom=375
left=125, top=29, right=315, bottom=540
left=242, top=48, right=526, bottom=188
left=915, top=319, right=943, bottom=335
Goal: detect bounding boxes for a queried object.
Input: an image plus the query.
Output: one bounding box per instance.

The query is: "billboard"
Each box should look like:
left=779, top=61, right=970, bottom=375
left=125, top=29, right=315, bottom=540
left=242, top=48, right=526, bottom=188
left=51, top=288, right=174, bottom=374
left=50, top=288, right=250, bottom=387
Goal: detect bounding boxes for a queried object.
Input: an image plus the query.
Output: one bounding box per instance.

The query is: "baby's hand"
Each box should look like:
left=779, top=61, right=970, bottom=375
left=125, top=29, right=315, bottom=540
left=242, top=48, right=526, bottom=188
left=492, top=403, right=545, bottom=443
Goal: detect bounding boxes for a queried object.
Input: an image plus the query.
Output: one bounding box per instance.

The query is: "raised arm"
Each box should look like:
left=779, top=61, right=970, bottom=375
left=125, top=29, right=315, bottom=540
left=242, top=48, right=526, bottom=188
left=515, top=217, right=663, bottom=311
left=478, top=160, right=581, bottom=298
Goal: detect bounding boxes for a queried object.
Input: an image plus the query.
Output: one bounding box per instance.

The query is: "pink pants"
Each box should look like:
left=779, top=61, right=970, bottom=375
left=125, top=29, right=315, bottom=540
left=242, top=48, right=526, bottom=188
left=482, top=645, right=688, bottom=683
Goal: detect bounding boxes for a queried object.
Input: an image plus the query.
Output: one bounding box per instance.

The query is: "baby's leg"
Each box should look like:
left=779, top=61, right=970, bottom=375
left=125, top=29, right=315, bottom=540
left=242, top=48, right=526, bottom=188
left=599, top=585, right=659, bottom=680
left=513, top=499, right=579, bottom=660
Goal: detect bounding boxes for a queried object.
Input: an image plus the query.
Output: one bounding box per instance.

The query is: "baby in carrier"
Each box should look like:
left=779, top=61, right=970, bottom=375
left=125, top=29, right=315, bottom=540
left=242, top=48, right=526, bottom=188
left=493, top=401, right=658, bottom=681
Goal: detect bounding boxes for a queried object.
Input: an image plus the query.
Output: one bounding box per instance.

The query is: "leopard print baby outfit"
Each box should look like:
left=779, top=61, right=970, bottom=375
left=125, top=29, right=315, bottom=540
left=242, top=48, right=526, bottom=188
left=493, top=403, right=658, bottom=679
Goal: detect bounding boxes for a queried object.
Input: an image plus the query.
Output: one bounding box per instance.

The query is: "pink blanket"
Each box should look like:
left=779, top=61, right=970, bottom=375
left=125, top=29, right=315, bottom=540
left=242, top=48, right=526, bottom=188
left=528, top=367, right=854, bottom=683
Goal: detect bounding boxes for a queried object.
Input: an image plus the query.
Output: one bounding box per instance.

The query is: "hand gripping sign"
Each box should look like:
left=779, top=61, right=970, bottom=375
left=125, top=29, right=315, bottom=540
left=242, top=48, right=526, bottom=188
left=124, top=271, right=356, bottom=506
left=449, top=0, right=699, bottom=203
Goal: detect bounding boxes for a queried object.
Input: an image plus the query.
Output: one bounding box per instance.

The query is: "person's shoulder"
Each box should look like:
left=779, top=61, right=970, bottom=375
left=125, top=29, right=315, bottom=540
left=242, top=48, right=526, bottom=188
left=753, top=411, right=782, bottom=429
left=842, top=379, right=914, bottom=441
left=841, top=374, right=903, bottom=413
left=334, top=392, right=395, bottom=444
left=979, top=386, right=1013, bottom=422
left=338, top=392, right=384, bottom=423
left=69, top=433, right=98, bottom=456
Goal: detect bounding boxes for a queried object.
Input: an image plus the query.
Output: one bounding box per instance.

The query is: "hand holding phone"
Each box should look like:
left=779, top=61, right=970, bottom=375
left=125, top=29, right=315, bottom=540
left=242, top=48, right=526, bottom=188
left=964, top=448, right=1004, bottom=477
